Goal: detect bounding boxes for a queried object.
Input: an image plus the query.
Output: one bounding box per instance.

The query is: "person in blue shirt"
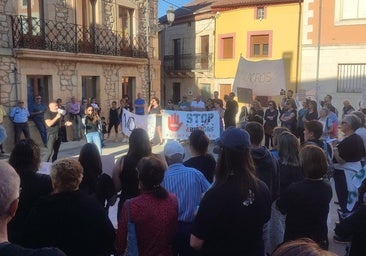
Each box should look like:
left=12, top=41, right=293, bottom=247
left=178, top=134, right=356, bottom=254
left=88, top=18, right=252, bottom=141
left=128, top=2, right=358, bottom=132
left=29, top=95, right=47, bottom=146
left=134, top=92, right=146, bottom=115
left=162, top=140, right=210, bottom=256
left=9, top=100, right=30, bottom=144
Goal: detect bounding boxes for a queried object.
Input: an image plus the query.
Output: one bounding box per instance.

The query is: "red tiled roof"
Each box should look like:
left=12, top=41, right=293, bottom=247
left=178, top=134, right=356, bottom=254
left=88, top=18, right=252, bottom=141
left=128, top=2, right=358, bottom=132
left=212, top=0, right=302, bottom=9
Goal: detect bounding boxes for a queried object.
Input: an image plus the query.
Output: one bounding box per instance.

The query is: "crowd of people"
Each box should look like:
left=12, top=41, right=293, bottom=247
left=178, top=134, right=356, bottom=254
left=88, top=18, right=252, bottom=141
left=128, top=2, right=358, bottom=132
left=1, top=90, right=366, bottom=256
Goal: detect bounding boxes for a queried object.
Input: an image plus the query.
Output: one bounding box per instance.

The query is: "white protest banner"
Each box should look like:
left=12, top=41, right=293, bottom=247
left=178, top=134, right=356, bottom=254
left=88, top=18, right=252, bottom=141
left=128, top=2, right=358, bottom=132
left=232, top=57, right=285, bottom=96
left=162, top=110, right=220, bottom=140
left=121, top=109, right=155, bottom=140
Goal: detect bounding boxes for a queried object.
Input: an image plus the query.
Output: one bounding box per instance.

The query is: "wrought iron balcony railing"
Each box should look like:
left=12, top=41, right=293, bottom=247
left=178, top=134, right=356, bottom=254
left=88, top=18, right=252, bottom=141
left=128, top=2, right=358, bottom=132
left=11, top=15, right=148, bottom=58
left=164, top=53, right=213, bottom=71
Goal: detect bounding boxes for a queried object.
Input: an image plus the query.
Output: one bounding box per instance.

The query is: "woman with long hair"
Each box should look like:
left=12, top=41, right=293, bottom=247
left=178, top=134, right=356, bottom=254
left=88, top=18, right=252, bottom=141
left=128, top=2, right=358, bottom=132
left=148, top=97, right=163, bottom=145
left=190, top=127, right=271, bottom=255
left=83, top=104, right=102, bottom=154
left=7, top=139, right=53, bottom=244
left=267, top=131, right=304, bottom=253
left=78, top=143, right=115, bottom=212
left=116, top=156, right=178, bottom=256
left=248, top=100, right=264, bottom=125
left=112, top=128, right=153, bottom=218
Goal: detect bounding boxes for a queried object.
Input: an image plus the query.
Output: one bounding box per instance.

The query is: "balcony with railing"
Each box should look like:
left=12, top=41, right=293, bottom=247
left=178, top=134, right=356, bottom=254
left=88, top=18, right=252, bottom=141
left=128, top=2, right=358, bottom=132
left=163, top=53, right=213, bottom=71
left=11, top=15, right=148, bottom=58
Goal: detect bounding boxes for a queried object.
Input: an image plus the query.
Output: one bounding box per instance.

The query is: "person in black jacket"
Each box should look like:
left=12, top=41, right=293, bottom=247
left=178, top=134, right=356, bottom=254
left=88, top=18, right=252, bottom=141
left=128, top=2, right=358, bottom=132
left=8, top=139, right=53, bottom=245
left=23, top=159, right=115, bottom=256
left=0, top=161, right=66, bottom=256
left=335, top=182, right=366, bottom=256
left=245, top=122, right=279, bottom=202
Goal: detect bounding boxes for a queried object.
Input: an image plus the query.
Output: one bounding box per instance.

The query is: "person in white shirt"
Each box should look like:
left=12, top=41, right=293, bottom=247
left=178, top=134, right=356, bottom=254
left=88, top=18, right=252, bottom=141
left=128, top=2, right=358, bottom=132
left=190, top=95, right=205, bottom=111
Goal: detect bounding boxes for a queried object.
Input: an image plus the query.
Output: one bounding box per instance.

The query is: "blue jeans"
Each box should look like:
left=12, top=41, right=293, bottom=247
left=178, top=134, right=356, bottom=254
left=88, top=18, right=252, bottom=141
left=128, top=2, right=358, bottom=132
left=32, top=115, right=47, bottom=145
left=85, top=131, right=102, bottom=154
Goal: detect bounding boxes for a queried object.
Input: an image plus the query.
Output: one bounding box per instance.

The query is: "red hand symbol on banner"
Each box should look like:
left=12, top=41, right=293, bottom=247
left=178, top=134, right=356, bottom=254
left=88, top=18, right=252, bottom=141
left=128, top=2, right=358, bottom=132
left=168, top=113, right=183, bottom=131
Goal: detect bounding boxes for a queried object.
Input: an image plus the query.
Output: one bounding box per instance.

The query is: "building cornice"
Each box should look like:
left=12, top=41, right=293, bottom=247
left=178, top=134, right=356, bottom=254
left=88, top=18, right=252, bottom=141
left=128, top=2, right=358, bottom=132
left=14, top=49, right=148, bottom=66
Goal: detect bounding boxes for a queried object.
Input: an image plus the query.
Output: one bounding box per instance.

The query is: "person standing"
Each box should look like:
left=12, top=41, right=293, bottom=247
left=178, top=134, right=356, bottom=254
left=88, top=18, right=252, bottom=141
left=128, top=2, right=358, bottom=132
left=8, top=139, right=53, bottom=244
left=66, top=96, right=81, bottom=141
left=0, top=161, right=66, bottom=256
left=280, top=99, right=298, bottom=136
left=22, top=159, right=115, bottom=256
left=82, top=104, right=102, bottom=154
left=162, top=140, right=210, bottom=256
left=277, top=145, right=332, bottom=249
left=115, top=156, right=178, bottom=256
left=190, top=94, right=205, bottom=111
left=56, top=98, right=68, bottom=142
left=29, top=95, right=47, bottom=146
left=213, top=99, right=225, bottom=136
left=43, top=102, right=71, bottom=162
left=247, top=100, right=264, bottom=125
left=107, top=101, right=120, bottom=141
left=264, top=100, right=278, bottom=148
left=297, top=100, right=309, bottom=143
left=213, top=91, right=223, bottom=108
left=342, top=100, right=355, bottom=119
left=134, top=92, right=146, bottom=115
left=9, top=100, right=30, bottom=144
left=190, top=128, right=271, bottom=255
left=0, top=103, right=7, bottom=154
left=178, top=96, right=191, bottom=111
left=122, top=94, right=133, bottom=113
left=323, top=94, right=338, bottom=117
left=148, top=97, right=163, bottom=145
left=224, top=92, right=238, bottom=129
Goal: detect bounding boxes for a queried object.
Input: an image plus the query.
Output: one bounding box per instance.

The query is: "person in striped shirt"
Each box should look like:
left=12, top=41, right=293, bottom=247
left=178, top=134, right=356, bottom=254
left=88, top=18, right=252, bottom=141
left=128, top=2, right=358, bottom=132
left=162, top=140, right=210, bottom=256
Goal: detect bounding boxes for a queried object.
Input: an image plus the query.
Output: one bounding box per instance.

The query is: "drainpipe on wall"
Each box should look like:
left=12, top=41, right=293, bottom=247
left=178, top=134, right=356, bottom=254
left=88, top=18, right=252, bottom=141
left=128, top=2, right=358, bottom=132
left=315, top=0, right=323, bottom=104
left=146, top=0, right=151, bottom=103
left=295, top=0, right=302, bottom=93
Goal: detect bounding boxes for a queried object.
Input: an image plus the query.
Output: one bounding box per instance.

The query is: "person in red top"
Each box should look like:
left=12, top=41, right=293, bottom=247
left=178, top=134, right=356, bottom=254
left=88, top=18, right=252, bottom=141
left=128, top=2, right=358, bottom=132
left=115, top=156, right=178, bottom=256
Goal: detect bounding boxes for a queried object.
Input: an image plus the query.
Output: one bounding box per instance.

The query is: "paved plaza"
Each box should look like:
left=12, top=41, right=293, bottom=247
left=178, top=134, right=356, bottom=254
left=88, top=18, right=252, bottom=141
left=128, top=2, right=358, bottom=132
left=1, top=137, right=348, bottom=255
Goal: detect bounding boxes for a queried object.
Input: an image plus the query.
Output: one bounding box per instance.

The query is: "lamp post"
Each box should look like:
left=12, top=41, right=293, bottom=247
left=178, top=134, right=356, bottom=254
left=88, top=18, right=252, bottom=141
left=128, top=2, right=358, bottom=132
left=163, top=6, right=175, bottom=105
left=167, top=6, right=175, bottom=25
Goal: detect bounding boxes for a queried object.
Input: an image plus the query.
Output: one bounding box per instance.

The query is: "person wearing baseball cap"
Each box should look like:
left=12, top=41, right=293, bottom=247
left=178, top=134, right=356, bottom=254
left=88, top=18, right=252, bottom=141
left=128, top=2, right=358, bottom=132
left=162, top=140, right=210, bottom=256
left=191, top=127, right=271, bottom=255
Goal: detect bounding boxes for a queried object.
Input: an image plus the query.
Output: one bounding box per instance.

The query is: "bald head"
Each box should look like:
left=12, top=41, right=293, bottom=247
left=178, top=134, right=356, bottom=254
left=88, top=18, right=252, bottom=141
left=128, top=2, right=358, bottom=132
left=0, top=161, right=20, bottom=218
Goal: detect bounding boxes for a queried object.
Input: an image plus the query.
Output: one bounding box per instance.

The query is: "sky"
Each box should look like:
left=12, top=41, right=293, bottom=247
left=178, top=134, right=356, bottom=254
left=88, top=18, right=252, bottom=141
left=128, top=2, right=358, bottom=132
left=158, top=0, right=192, bottom=18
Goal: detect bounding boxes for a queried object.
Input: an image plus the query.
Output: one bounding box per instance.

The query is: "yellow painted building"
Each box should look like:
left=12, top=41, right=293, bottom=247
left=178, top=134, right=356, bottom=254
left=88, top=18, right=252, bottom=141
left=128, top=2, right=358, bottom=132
left=212, top=0, right=302, bottom=98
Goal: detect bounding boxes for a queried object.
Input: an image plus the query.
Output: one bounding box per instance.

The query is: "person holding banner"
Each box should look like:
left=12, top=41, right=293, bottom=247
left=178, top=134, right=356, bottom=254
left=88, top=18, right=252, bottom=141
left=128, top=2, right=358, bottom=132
left=148, top=97, right=163, bottom=145
left=191, top=94, right=205, bottom=111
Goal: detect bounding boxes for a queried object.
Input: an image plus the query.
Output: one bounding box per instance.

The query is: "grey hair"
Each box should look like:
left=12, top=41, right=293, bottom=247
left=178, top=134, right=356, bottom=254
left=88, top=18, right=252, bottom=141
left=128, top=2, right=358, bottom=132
left=0, top=162, right=20, bottom=218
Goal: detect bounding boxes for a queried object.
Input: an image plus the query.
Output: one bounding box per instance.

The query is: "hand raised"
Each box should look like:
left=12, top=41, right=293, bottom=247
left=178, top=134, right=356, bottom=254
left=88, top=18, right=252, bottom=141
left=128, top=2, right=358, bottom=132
left=168, top=113, right=183, bottom=132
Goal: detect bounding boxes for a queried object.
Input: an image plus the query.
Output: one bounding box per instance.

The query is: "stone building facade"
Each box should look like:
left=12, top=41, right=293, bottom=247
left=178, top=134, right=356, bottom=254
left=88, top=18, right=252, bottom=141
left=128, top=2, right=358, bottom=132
left=0, top=0, right=160, bottom=151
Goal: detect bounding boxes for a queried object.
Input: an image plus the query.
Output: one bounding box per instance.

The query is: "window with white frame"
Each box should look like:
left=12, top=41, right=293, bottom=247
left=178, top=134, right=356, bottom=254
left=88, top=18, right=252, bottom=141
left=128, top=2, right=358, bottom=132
left=256, top=7, right=265, bottom=20
left=341, top=0, right=366, bottom=20
left=335, top=0, right=366, bottom=25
